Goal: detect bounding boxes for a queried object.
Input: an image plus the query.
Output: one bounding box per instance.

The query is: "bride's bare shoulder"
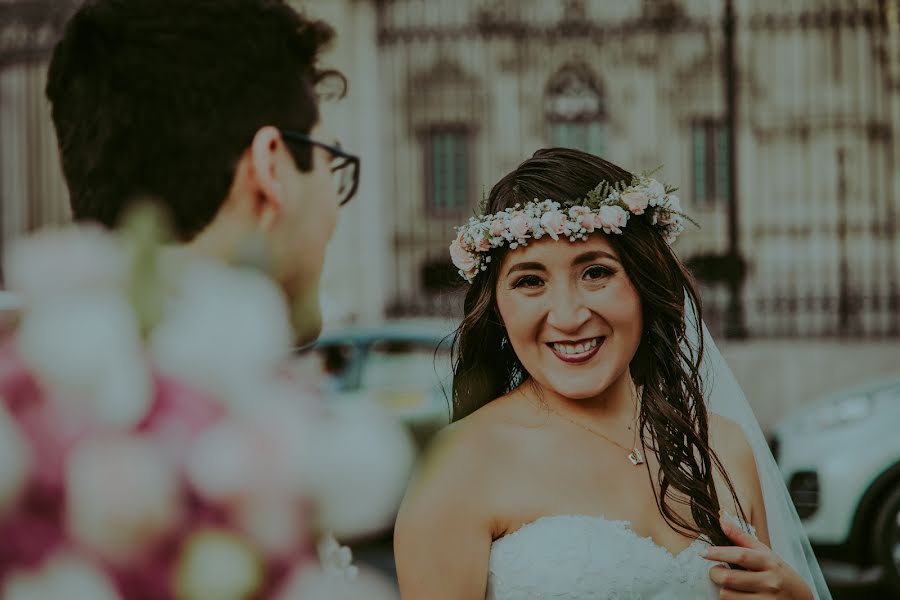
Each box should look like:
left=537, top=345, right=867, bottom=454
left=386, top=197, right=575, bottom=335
left=707, top=413, right=766, bottom=518
left=708, top=413, right=756, bottom=467
left=425, top=393, right=537, bottom=475
left=395, top=395, right=529, bottom=543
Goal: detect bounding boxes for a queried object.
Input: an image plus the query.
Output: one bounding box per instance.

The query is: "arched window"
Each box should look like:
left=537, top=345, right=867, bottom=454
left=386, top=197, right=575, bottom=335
left=544, top=63, right=607, bottom=155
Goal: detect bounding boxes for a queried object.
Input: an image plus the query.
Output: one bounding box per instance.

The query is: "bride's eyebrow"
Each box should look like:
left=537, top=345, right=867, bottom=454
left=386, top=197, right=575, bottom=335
left=505, top=261, right=546, bottom=277
left=572, top=250, right=620, bottom=266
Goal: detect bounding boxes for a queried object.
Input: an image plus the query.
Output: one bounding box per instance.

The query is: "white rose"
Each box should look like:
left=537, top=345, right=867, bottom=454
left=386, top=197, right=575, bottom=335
left=17, top=291, right=150, bottom=428
left=305, top=404, right=415, bottom=539
left=275, top=564, right=398, bottom=600
left=4, top=225, right=127, bottom=305
left=3, top=552, right=121, bottom=600
left=150, top=259, right=293, bottom=412
left=66, top=435, right=181, bottom=562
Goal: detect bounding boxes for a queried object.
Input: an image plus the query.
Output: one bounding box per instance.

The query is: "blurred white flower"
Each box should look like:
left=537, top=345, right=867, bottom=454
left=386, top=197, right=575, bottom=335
left=234, top=493, right=308, bottom=558
left=0, top=402, right=30, bottom=515
left=174, top=528, right=263, bottom=600
left=150, top=260, right=293, bottom=411
left=185, top=420, right=258, bottom=504
left=66, top=434, right=181, bottom=562
left=306, top=404, right=415, bottom=539
left=317, top=532, right=358, bottom=580
left=16, top=291, right=150, bottom=428
left=185, top=391, right=314, bottom=506
left=275, top=564, right=398, bottom=600
left=4, top=225, right=128, bottom=305
left=3, top=552, right=122, bottom=600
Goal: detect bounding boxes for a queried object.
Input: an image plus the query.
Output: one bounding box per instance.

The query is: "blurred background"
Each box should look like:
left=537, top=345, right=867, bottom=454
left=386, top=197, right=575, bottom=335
left=2, top=0, right=899, bottom=597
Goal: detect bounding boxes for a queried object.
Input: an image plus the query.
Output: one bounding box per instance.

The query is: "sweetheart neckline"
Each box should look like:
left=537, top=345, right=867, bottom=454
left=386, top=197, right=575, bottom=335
left=491, top=513, right=712, bottom=561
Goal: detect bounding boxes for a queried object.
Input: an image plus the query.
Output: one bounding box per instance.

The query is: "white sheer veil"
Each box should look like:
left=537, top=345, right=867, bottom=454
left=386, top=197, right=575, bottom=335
left=685, top=304, right=832, bottom=599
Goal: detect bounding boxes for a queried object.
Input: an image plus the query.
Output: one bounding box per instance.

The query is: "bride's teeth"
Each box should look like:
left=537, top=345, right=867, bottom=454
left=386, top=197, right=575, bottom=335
left=552, top=338, right=602, bottom=356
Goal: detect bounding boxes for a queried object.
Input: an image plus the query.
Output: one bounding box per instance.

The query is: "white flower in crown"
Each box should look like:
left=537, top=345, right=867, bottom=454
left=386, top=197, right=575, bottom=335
left=449, top=173, right=692, bottom=283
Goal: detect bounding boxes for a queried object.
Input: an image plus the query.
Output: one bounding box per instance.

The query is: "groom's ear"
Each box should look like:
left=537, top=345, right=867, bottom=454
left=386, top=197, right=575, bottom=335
left=228, top=126, right=293, bottom=230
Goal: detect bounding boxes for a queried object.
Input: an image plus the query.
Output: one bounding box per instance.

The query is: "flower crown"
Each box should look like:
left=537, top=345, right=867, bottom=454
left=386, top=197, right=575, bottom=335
left=449, top=173, right=687, bottom=282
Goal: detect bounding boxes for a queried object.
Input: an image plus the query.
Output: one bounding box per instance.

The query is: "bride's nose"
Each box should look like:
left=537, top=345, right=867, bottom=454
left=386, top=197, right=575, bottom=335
left=545, top=284, right=591, bottom=332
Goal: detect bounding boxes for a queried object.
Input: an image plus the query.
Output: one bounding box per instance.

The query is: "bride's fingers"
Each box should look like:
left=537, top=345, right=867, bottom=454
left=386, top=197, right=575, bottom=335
left=709, top=565, right=782, bottom=593
left=701, top=546, right=774, bottom=571
left=719, top=513, right=766, bottom=551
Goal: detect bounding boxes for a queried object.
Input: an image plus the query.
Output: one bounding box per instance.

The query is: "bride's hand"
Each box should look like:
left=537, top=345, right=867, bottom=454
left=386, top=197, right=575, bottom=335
left=701, top=513, right=814, bottom=600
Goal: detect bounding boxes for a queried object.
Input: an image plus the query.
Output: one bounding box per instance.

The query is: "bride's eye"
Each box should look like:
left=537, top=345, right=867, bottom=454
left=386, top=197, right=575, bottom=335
left=583, top=265, right=614, bottom=281
left=512, top=274, right=544, bottom=289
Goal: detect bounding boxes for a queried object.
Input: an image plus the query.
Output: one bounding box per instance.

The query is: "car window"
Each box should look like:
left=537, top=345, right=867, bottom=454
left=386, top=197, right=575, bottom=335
left=361, top=339, right=452, bottom=392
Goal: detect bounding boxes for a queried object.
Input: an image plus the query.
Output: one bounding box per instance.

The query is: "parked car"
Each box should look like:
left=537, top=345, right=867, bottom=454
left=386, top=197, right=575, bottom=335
left=771, top=375, right=900, bottom=592
left=302, top=318, right=457, bottom=451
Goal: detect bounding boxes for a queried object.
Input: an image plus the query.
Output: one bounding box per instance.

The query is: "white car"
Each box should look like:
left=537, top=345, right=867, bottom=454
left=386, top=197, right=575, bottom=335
left=771, top=375, right=900, bottom=592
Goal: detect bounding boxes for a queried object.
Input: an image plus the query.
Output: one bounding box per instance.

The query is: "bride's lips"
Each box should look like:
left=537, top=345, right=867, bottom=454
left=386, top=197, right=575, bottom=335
left=547, top=337, right=605, bottom=364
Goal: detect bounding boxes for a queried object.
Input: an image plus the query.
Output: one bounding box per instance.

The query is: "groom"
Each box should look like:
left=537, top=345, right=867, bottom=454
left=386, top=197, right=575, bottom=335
left=45, top=0, right=355, bottom=343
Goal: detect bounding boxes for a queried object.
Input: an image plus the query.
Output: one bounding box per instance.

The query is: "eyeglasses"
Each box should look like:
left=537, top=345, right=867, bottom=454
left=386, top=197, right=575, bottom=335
left=279, top=129, right=360, bottom=206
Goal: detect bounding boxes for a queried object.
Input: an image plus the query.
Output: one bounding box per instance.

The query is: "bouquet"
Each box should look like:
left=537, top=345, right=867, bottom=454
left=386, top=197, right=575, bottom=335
left=0, top=209, right=413, bottom=599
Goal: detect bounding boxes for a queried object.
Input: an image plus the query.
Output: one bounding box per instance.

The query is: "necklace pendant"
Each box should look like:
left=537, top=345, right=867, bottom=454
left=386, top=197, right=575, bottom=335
left=628, top=448, right=644, bottom=466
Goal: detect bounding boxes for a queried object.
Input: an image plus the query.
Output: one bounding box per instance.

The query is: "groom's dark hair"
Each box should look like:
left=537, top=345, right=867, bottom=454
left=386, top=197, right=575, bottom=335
left=46, top=0, right=343, bottom=240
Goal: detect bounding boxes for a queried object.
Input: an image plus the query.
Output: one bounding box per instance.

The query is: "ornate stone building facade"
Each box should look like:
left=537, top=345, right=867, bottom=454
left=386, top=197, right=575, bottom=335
left=368, top=0, right=900, bottom=338
left=2, top=0, right=899, bottom=339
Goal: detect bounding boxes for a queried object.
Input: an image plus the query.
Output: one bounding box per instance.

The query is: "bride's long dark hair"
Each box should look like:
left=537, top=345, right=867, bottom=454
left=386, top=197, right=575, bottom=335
left=451, top=148, right=747, bottom=547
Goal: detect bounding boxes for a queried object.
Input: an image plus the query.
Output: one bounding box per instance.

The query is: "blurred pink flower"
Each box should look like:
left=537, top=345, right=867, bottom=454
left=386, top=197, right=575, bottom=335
left=0, top=404, right=30, bottom=516
left=137, top=373, right=224, bottom=465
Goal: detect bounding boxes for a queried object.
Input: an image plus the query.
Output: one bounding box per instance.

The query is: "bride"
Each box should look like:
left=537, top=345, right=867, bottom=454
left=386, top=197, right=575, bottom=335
left=394, top=148, right=831, bottom=599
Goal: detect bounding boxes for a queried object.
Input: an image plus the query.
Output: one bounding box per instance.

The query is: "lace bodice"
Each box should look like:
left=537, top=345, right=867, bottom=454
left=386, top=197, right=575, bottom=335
left=486, top=514, right=730, bottom=599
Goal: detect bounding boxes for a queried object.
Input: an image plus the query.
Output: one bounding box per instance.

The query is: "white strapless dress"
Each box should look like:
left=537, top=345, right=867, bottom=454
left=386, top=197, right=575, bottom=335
left=486, top=514, right=730, bottom=599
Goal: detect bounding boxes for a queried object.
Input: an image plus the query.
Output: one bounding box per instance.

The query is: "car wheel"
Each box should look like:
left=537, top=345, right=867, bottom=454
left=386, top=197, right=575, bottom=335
left=874, top=483, right=900, bottom=593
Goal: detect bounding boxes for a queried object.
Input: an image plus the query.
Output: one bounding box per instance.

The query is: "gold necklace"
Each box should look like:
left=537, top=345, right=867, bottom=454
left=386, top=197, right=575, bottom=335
left=547, top=407, right=645, bottom=466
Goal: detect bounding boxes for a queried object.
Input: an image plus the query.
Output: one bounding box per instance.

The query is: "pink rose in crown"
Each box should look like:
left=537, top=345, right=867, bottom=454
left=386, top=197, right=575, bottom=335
left=621, top=191, right=650, bottom=215
left=454, top=230, right=472, bottom=252
left=475, top=236, right=492, bottom=252
left=507, top=212, right=530, bottom=239
left=599, top=205, right=629, bottom=234
left=489, top=218, right=507, bottom=238
left=449, top=239, right=476, bottom=274
left=540, top=210, right=567, bottom=240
